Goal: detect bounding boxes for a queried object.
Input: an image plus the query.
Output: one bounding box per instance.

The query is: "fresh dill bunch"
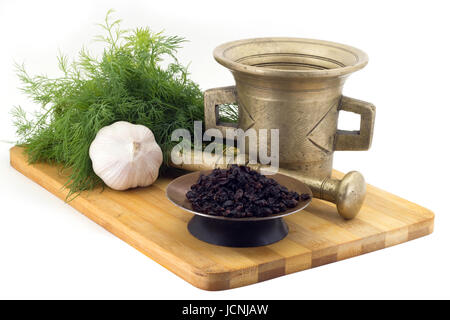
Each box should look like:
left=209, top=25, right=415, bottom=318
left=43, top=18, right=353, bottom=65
left=11, top=10, right=213, bottom=196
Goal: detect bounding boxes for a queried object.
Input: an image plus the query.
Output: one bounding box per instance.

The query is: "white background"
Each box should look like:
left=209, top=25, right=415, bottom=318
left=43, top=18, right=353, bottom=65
left=0, top=0, right=449, bottom=299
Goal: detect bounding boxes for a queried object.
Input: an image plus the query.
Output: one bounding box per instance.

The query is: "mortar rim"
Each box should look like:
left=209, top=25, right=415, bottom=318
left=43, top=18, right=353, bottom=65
left=213, top=37, right=369, bottom=79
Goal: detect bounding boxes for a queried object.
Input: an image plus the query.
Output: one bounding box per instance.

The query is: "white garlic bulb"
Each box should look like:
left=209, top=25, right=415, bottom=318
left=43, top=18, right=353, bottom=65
left=89, top=121, right=163, bottom=191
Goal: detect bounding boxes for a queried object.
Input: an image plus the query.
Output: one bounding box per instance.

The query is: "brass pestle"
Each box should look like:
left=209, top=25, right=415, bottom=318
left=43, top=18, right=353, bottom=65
left=170, top=150, right=366, bottom=220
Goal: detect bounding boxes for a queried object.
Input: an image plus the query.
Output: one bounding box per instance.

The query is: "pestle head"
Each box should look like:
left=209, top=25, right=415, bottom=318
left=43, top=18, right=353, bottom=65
left=336, top=171, right=366, bottom=219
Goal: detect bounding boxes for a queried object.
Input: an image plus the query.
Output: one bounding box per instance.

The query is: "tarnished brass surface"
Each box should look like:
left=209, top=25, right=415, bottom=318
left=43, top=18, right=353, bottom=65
left=205, top=37, right=375, bottom=180
left=202, top=38, right=376, bottom=218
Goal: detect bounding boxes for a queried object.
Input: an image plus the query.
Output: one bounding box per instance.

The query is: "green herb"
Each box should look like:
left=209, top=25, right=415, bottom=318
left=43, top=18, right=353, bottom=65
left=217, top=103, right=239, bottom=124
left=11, top=10, right=235, bottom=197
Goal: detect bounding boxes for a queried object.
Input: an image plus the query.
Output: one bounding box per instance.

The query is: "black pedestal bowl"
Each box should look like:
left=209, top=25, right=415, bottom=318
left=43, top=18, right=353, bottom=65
left=166, top=170, right=312, bottom=247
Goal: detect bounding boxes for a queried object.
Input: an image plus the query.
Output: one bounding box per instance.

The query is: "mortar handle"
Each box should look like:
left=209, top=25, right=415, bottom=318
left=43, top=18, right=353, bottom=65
left=334, top=96, right=376, bottom=151
left=204, top=86, right=239, bottom=136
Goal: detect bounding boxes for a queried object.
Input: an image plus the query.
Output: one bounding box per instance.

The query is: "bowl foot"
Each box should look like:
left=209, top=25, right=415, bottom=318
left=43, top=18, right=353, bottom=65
left=187, top=215, right=289, bottom=247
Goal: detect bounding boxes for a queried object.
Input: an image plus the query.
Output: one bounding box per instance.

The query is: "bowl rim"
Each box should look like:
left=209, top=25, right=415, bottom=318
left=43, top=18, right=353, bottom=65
left=213, top=37, right=369, bottom=79
left=165, top=169, right=313, bottom=221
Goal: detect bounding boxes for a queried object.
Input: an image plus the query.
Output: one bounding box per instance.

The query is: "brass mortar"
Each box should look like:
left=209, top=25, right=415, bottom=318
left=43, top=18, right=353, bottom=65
left=204, top=38, right=375, bottom=219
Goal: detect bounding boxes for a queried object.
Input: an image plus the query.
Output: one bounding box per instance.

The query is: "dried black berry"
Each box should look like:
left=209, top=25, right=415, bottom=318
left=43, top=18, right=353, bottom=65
left=185, top=165, right=310, bottom=218
left=300, top=193, right=311, bottom=201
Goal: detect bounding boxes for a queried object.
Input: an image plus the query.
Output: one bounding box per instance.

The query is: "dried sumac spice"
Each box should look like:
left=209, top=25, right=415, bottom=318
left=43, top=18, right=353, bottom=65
left=186, top=165, right=311, bottom=218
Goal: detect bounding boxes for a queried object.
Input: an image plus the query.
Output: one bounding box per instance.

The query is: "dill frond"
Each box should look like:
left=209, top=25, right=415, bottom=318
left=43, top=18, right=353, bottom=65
left=11, top=11, right=216, bottom=197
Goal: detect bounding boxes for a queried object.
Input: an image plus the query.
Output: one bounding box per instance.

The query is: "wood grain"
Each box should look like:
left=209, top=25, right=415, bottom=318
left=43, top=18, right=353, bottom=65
left=9, top=146, right=434, bottom=290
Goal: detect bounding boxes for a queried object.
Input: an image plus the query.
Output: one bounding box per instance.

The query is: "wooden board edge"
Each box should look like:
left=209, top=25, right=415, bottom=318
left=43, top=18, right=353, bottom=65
left=8, top=146, right=308, bottom=291
left=9, top=146, right=436, bottom=291
left=9, top=146, right=227, bottom=291
left=9, top=146, right=304, bottom=291
left=198, top=214, right=436, bottom=291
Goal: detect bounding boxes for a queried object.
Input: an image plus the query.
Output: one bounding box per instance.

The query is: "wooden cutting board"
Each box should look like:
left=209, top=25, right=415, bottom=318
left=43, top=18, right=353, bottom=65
left=10, top=146, right=434, bottom=290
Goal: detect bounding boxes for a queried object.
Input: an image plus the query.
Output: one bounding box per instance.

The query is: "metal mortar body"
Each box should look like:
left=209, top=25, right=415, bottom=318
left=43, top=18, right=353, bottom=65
left=202, top=38, right=376, bottom=219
